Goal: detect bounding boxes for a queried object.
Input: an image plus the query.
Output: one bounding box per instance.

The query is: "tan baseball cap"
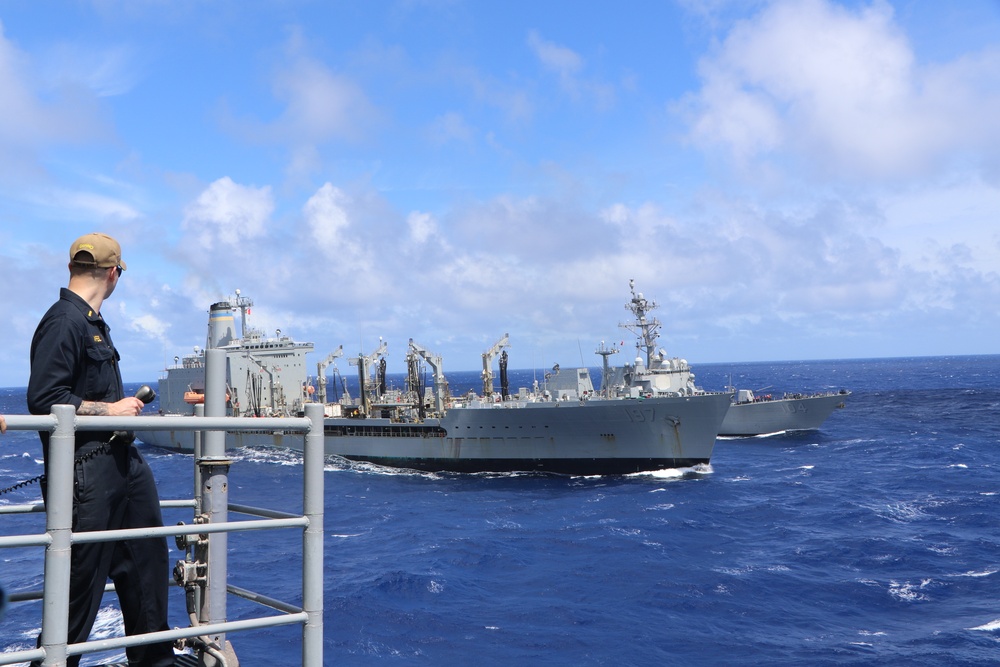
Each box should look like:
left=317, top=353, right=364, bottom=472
left=69, top=233, right=127, bottom=271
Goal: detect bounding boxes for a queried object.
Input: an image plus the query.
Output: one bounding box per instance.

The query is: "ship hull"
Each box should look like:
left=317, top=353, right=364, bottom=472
left=137, top=392, right=732, bottom=476
left=718, top=392, right=848, bottom=437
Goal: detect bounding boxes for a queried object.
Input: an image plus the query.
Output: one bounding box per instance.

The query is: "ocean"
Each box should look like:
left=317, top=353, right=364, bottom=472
left=2, top=355, right=999, bottom=665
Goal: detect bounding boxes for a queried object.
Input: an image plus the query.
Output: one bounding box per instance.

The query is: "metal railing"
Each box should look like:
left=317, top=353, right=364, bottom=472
left=0, top=349, right=324, bottom=667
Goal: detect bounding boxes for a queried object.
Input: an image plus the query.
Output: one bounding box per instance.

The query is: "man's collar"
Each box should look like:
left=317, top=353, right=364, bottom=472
left=60, top=287, right=103, bottom=323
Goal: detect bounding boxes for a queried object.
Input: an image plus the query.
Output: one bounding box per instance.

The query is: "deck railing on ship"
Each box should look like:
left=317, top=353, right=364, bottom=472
left=0, top=350, right=324, bottom=667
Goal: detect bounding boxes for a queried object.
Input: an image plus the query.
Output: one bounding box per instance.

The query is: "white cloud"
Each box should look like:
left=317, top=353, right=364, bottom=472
left=682, top=0, right=1000, bottom=181
left=425, top=111, right=474, bottom=146
left=221, top=28, right=377, bottom=150
left=285, top=144, right=323, bottom=186
left=526, top=30, right=616, bottom=110
left=527, top=29, right=582, bottom=76
left=304, top=183, right=352, bottom=254
left=169, top=177, right=280, bottom=311
left=446, top=63, right=534, bottom=124
left=0, top=22, right=40, bottom=147
left=127, top=313, right=169, bottom=341
left=407, top=211, right=438, bottom=245
left=880, top=177, right=1000, bottom=276
left=300, top=183, right=385, bottom=296
left=57, top=190, right=142, bottom=221
left=450, top=195, right=602, bottom=262
left=0, top=21, right=108, bottom=169
left=181, top=177, right=273, bottom=250
left=39, top=41, right=140, bottom=98
left=269, top=56, right=376, bottom=144
left=214, top=31, right=379, bottom=186
left=687, top=75, right=782, bottom=166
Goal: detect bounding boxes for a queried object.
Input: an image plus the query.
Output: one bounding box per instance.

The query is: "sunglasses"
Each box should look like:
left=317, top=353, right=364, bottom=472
left=115, top=266, right=123, bottom=277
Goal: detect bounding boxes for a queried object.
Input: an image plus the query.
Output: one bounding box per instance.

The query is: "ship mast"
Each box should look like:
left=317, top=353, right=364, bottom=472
left=594, top=340, right=619, bottom=398
left=230, top=288, right=255, bottom=340
left=619, top=279, right=661, bottom=367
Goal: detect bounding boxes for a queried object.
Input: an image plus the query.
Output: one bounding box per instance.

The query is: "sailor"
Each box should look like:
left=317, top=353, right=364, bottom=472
left=27, top=233, right=174, bottom=667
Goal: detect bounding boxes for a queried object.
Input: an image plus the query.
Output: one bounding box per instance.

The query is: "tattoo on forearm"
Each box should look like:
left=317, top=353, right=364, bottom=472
left=78, top=401, right=110, bottom=416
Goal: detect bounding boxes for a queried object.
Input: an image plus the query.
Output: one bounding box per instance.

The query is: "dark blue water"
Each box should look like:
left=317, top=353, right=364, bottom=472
left=3, top=356, right=999, bottom=665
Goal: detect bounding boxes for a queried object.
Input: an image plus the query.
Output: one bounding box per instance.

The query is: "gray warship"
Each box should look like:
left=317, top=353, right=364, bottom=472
left=716, top=387, right=848, bottom=436
left=135, top=291, right=732, bottom=475
left=592, top=281, right=849, bottom=437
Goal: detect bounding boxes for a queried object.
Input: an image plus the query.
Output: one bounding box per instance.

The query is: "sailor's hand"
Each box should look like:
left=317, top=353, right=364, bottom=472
left=0, top=415, right=6, bottom=434
left=108, top=397, right=145, bottom=417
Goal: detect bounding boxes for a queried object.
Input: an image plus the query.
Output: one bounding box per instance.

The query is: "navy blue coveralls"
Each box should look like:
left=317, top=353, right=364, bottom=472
left=27, top=288, right=174, bottom=667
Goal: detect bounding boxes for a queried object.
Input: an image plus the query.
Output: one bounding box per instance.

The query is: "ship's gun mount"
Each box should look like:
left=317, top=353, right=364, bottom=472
left=408, top=338, right=449, bottom=415
left=481, top=333, right=509, bottom=399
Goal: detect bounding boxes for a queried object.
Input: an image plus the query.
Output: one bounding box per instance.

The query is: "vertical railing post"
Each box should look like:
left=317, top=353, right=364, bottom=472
left=193, top=402, right=204, bottom=514
left=39, top=404, right=77, bottom=666
left=202, top=348, right=227, bottom=459
left=199, top=348, right=233, bottom=664
left=190, top=401, right=206, bottom=631
left=302, top=403, right=325, bottom=666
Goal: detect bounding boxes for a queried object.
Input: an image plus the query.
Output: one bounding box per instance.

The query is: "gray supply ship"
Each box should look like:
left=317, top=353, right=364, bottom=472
left=591, top=281, right=849, bottom=437
left=136, top=291, right=732, bottom=475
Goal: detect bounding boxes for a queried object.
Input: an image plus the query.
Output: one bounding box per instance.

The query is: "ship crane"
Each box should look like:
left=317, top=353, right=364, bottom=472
left=481, top=333, right=509, bottom=398
left=408, top=338, right=449, bottom=415
left=316, top=344, right=343, bottom=404
left=349, top=339, right=387, bottom=417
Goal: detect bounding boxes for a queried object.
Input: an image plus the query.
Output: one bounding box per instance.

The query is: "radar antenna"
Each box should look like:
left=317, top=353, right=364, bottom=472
left=619, top=278, right=661, bottom=367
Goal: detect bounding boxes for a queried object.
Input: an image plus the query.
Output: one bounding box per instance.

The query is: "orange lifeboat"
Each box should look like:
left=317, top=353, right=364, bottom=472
left=183, top=391, right=205, bottom=405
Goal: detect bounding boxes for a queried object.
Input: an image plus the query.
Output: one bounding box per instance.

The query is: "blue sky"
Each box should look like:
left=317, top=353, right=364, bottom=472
left=1, top=0, right=998, bottom=386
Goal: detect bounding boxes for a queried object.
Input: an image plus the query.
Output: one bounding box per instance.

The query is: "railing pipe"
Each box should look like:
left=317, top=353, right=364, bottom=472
left=64, top=613, right=309, bottom=660
left=0, top=533, right=51, bottom=548
left=0, top=414, right=307, bottom=433
left=203, top=347, right=228, bottom=458
left=228, top=504, right=302, bottom=520
left=194, top=402, right=204, bottom=513
left=37, top=404, right=76, bottom=666
left=302, top=403, right=325, bottom=666
left=86, top=416, right=308, bottom=432
left=72, top=517, right=309, bottom=543
left=0, top=647, right=45, bottom=666
left=202, top=346, right=231, bottom=662
left=0, top=502, right=46, bottom=515
left=227, top=584, right=304, bottom=615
